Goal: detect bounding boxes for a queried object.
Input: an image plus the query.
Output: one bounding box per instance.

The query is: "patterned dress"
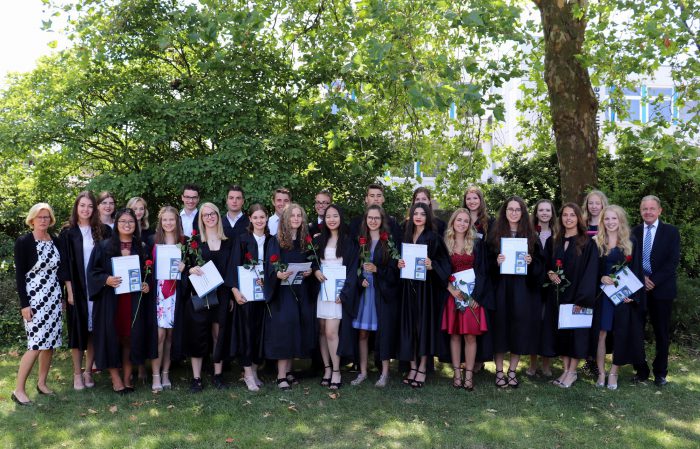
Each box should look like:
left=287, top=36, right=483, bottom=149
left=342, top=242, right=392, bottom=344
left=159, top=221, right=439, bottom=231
left=24, top=240, right=62, bottom=350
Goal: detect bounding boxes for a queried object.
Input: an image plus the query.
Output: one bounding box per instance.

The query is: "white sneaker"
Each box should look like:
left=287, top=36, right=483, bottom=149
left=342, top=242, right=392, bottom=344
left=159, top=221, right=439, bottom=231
left=351, top=373, right=367, bottom=386
left=375, top=374, right=389, bottom=388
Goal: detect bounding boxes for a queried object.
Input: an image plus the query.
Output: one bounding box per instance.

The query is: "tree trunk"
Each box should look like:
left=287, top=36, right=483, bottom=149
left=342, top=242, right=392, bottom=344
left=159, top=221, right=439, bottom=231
left=535, top=0, right=598, bottom=204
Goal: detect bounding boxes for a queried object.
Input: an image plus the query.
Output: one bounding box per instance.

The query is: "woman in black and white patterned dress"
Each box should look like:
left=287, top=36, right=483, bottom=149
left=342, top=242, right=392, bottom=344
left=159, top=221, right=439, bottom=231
left=12, top=203, right=68, bottom=406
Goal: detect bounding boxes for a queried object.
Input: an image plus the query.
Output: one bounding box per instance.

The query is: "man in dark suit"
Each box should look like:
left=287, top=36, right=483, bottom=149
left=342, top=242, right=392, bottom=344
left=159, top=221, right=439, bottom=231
left=309, top=189, right=332, bottom=236
left=222, top=184, right=250, bottom=240
left=632, top=195, right=681, bottom=386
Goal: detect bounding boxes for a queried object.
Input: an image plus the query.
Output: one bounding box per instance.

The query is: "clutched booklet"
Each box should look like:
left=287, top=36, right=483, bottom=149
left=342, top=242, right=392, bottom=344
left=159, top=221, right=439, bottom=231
left=111, top=255, right=142, bottom=295
left=500, top=238, right=528, bottom=275
left=237, top=265, right=265, bottom=302
left=558, top=304, right=593, bottom=329
left=600, top=268, right=643, bottom=306
left=155, top=244, right=182, bottom=280
left=321, top=265, right=346, bottom=302
left=400, top=243, right=428, bottom=281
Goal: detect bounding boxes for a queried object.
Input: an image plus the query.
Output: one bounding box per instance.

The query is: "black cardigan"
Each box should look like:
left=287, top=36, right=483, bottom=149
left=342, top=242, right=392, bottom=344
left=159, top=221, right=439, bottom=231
left=14, top=232, right=68, bottom=309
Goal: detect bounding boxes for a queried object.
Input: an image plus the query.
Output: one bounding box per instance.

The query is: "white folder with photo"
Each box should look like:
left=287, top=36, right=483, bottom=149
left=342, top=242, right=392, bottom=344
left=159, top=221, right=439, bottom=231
left=189, top=261, right=224, bottom=297
left=237, top=265, right=265, bottom=302
left=400, top=243, right=428, bottom=281
left=281, top=262, right=312, bottom=285
left=155, top=244, right=182, bottom=280
left=321, top=265, right=346, bottom=302
left=500, top=238, right=528, bottom=275
left=111, top=255, right=142, bottom=295
left=558, top=304, right=593, bottom=329
left=600, top=268, right=643, bottom=306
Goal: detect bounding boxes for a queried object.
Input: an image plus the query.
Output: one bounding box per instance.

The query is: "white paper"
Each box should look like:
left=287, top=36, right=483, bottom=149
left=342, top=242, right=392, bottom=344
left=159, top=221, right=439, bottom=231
left=452, top=268, right=476, bottom=296
left=500, top=238, right=529, bottom=275
left=281, top=262, right=312, bottom=285
left=321, top=265, right=346, bottom=302
left=155, top=244, right=182, bottom=280
left=188, top=260, right=225, bottom=297
left=111, top=255, right=142, bottom=295
left=601, top=267, right=643, bottom=306
left=400, top=243, right=428, bottom=281
left=558, top=304, right=593, bottom=329
left=237, top=265, right=265, bottom=302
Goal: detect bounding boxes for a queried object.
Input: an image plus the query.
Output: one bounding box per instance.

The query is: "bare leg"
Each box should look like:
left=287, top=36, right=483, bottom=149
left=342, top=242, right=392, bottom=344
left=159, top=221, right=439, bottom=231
left=276, top=359, right=290, bottom=389
left=527, top=355, right=538, bottom=376
left=161, top=329, right=172, bottom=386
left=464, top=335, right=477, bottom=389
left=121, top=337, right=133, bottom=387
left=36, top=349, right=54, bottom=393
left=191, top=357, right=203, bottom=379
left=152, top=328, right=166, bottom=390
left=14, top=349, right=40, bottom=402
left=596, top=330, right=608, bottom=386
left=555, top=356, right=570, bottom=384
left=318, top=319, right=331, bottom=380
left=71, top=348, right=85, bottom=389
left=494, top=352, right=506, bottom=386
left=608, top=363, right=620, bottom=389
left=212, top=323, right=222, bottom=375
left=413, top=356, right=428, bottom=386
left=541, top=357, right=552, bottom=376
left=507, top=354, right=521, bottom=387
left=325, top=319, right=341, bottom=386
left=450, top=334, right=462, bottom=387
left=358, top=330, right=369, bottom=377
left=563, top=358, right=579, bottom=387
left=109, top=368, right=125, bottom=391
left=83, top=337, right=96, bottom=387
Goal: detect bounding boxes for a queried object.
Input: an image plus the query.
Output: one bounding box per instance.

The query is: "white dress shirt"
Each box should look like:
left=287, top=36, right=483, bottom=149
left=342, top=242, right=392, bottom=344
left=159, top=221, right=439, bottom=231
left=180, top=208, right=197, bottom=237
left=268, top=213, right=281, bottom=236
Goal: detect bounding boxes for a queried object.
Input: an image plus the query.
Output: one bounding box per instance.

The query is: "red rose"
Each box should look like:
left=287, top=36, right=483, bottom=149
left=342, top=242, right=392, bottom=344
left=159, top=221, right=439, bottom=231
left=448, top=275, right=456, bottom=283
left=359, top=236, right=367, bottom=246
left=191, top=230, right=197, bottom=236
left=555, top=259, right=562, bottom=268
left=625, top=255, right=632, bottom=263
left=245, top=252, right=253, bottom=261
left=379, top=231, right=389, bottom=242
left=270, top=254, right=279, bottom=263
left=145, top=259, right=153, bottom=267
left=190, top=241, right=199, bottom=250
left=305, top=235, right=313, bottom=244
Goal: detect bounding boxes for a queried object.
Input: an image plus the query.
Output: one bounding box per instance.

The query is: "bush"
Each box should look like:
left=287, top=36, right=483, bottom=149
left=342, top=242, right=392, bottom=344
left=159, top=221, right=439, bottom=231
left=0, top=271, right=24, bottom=349
left=672, top=274, right=700, bottom=348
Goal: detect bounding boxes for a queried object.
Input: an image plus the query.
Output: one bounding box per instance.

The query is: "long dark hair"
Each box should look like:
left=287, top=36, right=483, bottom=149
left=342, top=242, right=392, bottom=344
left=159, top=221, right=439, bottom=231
left=532, top=198, right=557, bottom=231
left=404, top=202, right=434, bottom=242
left=246, top=203, right=270, bottom=236
left=554, top=202, right=589, bottom=255
left=359, top=205, right=391, bottom=265
left=109, top=208, right=144, bottom=260
left=66, top=191, right=104, bottom=241
left=489, top=196, right=537, bottom=253
left=317, top=204, right=349, bottom=258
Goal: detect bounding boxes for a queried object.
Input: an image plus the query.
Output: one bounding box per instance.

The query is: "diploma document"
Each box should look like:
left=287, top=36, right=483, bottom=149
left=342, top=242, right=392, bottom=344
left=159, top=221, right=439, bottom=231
left=155, top=244, right=182, bottom=280
left=237, top=265, right=264, bottom=301
left=558, top=304, right=593, bottom=329
left=452, top=269, right=476, bottom=296
left=600, top=268, right=643, bottom=306
left=281, top=262, right=312, bottom=285
left=188, top=261, right=224, bottom=297
left=500, top=238, right=528, bottom=275
left=321, top=265, right=346, bottom=302
left=400, top=243, right=428, bottom=281
left=111, top=255, right=142, bottom=295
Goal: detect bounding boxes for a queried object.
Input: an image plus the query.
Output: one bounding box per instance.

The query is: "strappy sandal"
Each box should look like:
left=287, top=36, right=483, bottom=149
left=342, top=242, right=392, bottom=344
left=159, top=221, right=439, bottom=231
left=464, top=369, right=474, bottom=392
left=495, top=370, right=508, bottom=388
left=607, top=373, right=618, bottom=390
left=411, top=370, right=426, bottom=389
left=277, top=378, right=291, bottom=391
left=552, top=371, right=568, bottom=387
left=151, top=373, right=163, bottom=392
left=452, top=367, right=463, bottom=389
left=507, top=369, right=519, bottom=389
left=329, top=370, right=343, bottom=390
left=320, top=365, right=331, bottom=387
left=403, top=368, right=417, bottom=386
left=161, top=371, right=172, bottom=389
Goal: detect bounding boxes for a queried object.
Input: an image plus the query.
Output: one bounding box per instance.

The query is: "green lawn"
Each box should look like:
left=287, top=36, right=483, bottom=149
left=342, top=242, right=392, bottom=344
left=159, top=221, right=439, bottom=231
left=1, top=347, right=698, bottom=449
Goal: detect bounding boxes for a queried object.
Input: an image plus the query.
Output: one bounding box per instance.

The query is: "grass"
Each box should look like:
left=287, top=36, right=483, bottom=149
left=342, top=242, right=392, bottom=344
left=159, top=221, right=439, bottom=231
left=1, top=346, right=699, bottom=449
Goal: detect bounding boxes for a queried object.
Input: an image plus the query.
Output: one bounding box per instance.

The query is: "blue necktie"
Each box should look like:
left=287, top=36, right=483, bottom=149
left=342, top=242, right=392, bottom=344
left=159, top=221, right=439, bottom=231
left=642, top=224, right=654, bottom=275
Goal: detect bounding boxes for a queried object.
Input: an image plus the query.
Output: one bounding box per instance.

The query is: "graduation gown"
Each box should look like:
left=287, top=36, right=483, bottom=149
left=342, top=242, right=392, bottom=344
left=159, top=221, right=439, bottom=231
left=262, top=237, right=316, bottom=359
left=358, top=241, right=401, bottom=361
left=592, top=237, right=646, bottom=366
left=181, top=237, right=236, bottom=361
left=397, top=229, right=451, bottom=361
left=350, top=215, right=403, bottom=246
left=60, top=224, right=111, bottom=350
left=229, top=232, right=270, bottom=366
left=550, top=237, right=599, bottom=359
left=537, top=236, right=558, bottom=357
left=312, top=235, right=361, bottom=360
left=223, top=213, right=250, bottom=240
left=487, top=236, right=546, bottom=356
left=88, top=238, right=158, bottom=369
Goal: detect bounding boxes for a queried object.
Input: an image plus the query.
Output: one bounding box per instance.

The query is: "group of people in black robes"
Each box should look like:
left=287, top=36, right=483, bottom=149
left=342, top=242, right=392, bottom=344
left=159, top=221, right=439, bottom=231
left=11, top=182, right=680, bottom=403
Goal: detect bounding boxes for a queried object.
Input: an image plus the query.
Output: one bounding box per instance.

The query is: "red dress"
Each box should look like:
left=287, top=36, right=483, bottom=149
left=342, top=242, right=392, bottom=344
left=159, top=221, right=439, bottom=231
left=115, top=241, right=133, bottom=338
left=441, top=252, right=488, bottom=335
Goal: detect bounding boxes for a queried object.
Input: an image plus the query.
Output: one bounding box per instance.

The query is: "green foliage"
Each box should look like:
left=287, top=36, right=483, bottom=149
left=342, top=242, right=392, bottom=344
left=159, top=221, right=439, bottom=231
left=0, top=272, right=23, bottom=349
left=673, top=273, right=700, bottom=348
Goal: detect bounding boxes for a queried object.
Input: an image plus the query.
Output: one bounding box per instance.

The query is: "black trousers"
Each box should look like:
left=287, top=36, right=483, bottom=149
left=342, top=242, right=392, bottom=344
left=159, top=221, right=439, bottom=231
left=634, top=293, right=673, bottom=379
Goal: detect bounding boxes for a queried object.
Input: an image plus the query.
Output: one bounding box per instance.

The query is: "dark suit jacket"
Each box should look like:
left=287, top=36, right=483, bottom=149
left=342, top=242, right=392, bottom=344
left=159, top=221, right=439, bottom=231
left=222, top=213, right=250, bottom=240
left=632, top=220, right=680, bottom=300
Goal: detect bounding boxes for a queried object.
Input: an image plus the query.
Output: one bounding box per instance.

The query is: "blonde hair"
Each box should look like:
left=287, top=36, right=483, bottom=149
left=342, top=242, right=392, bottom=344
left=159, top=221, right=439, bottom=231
left=582, top=190, right=609, bottom=225
left=26, top=203, right=56, bottom=229
left=445, top=208, right=476, bottom=256
left=155, top=206, right=184, bottom=244
left=462, top=185, right=490, bottom=233
left=197, top=202, right=227, bottom=242
left=126, top=196, right=150, bottom=230
left=278, top=203, right=309, bottom=250
left=595, top=205, right=633, bottom=256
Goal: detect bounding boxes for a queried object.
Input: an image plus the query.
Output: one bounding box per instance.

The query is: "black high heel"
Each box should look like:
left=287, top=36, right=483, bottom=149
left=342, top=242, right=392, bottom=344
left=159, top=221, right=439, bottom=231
left=402, top=368, right=417, bottom=386
left=320, top=365, right=331, bottom=387
left=329, top=370, right=343, bottom=390
left=411, top=370, right=426, bottom=389
left=507, top=369, right=520, bottom=389
left=464, top=369, right=474, bottom=392
left=11, top=392, right=32, bottom=406
left=452, top=367, right=463, bottom=389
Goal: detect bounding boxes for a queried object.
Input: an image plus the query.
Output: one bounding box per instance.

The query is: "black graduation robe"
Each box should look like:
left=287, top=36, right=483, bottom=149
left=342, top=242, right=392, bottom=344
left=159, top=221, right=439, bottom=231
left=262, top=237, right=316, bottom=359
left=592, top=236, right=646, bottom=366
left=550, top=237, right=599, bottom=359
left=536, top=235, right=558, bottom=357
left=229, top=232, right=270, bottom=366
left=222, top=213, right=250, bottom=240
left=180, top=237, right=236, bottom=361
left=487, top=235, right=546, bottom=356
left=88, top=238, right=158, bottom=369
left=60, top=224, right=111, bottom=350
left=310, top=234, right=361, bottom=360
left=397, top=229, right=451, bottom=361
left=350, top=215, right=403, bottom=246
